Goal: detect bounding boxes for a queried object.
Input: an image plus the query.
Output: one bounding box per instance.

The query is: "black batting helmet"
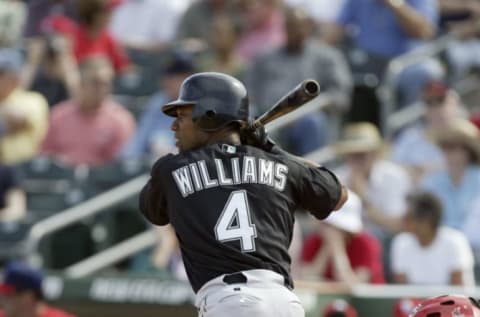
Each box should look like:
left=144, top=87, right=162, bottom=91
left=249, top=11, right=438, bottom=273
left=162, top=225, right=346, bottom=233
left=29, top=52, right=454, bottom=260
left=162, top=72, right=250, bottom=131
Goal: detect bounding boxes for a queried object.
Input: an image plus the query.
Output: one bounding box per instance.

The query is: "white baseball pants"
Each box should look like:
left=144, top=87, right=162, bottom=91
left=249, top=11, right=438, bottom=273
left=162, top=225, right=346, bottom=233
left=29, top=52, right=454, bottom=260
left=195, top=269, right=305, bottom=317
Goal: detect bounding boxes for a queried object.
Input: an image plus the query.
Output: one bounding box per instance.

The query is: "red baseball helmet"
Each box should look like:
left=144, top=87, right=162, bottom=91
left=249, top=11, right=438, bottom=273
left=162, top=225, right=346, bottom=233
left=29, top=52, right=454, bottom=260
left=409, top=295, right=480, bottom=317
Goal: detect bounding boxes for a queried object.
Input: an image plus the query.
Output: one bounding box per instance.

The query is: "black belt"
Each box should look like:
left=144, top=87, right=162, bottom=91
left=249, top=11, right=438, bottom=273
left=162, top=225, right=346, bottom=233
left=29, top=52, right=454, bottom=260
left=222, top=271, right=291, bottom=289
left=222, top=272, right=247, bottom=284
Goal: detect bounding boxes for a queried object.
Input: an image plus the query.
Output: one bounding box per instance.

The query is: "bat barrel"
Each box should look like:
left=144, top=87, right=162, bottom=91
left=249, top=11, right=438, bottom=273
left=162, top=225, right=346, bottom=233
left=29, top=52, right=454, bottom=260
left=303, top=80, right=320, bottom=96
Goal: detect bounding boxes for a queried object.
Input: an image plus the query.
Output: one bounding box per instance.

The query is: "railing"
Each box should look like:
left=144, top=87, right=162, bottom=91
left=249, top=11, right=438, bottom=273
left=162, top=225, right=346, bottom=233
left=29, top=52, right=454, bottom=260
left=294, top=280, right=480, bottom=297
left=65, top=230, right=157, bottom=278
left=25, top=175, right=149, bottom=266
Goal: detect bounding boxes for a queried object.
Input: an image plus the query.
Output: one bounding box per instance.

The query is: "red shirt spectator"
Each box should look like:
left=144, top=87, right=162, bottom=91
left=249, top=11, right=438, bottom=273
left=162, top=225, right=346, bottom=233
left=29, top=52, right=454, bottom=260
left=42, top=6, right=129, bottom=72
left=41, top=98, right=135, bottom=166
left=0, top=262, right=77, bottom=317
left=41, top=56, right=135, bottom=166
left=301, top=191, right=385, bottom=284
left=301, top=231, right=385, bottom=284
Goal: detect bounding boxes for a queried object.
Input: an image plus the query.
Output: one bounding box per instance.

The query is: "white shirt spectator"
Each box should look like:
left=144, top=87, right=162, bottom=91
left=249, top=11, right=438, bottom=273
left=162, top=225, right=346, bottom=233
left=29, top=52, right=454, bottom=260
left=336, top=160, right=412, bottom=239
left=284, top=0, right=346, bottom=23
left=110, top=0, right=191, bottom=47
left=391, top=227, right=475, bottom=286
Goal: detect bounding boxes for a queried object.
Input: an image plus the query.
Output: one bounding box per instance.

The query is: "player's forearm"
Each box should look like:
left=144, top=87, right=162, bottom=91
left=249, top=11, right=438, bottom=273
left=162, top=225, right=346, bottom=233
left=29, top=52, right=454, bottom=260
left=386, top=0, right=436, bottom=39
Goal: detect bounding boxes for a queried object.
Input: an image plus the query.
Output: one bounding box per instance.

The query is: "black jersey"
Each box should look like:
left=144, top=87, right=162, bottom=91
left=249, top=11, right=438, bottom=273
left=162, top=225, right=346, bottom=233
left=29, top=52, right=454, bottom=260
left=139, top=143, right=342, bottom=293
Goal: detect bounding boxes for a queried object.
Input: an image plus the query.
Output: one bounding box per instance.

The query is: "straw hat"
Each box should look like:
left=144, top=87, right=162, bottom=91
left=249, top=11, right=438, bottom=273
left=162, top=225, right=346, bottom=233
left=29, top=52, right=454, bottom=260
left=434, top=118, right=480, bottom=164
left=335, top=122, right=383, bottom=155
left=324, top=190, right=363, bottom=234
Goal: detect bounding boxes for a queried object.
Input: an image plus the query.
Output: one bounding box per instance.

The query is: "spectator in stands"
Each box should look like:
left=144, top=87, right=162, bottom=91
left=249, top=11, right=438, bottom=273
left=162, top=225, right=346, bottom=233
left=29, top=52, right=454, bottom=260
left=391, top=191, right=475, bottom=286
left=21, top=0, right=78, bottom=93
left=0, top=165, right=25, bottom=223
left=438, top=0, right=480, bottom=81
left=41, top=56, right=135, bottom=166
left=335, top=123, right=412, bottom=240
left=235, top=0, right=285, bottom=62
left=110, top=0, right=191, bottom=52
left=0, top=48, right=49, bottom=165
left=0, top=261, right=77, bottom=317
left=29, top=38, right=71, bottom=107
left=421, top=118, right=480, bottom=233
left=392, top=81, right=465, bottom=184
left=247, top=7, right=352, bottom=154
left=0, top=0, right=26, bottom=48
left=328, top=0, right=438, bottom=59
left=121, top=51, right=196, bottom=160
left=301, top=191, right=385, bottom=285
left=47, top=0, right=130, bottom=74
left=198, top=14, right=246, bottom=79
left=284, top=0, right=346, bottom=26
left=176, top=0, right=240, bottom=51
left=321, top=299, right=358, bottom=317
left=327, top=0, right=443, bottom=119
left=23, top=0, right=77, bottom=40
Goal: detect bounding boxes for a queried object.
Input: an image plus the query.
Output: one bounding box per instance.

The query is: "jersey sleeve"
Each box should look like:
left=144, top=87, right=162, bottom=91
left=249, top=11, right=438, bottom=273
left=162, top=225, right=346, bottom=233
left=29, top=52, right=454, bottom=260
left=138, top=155, right=173, bottom=226
left=295, top=165, right=342, bottom=220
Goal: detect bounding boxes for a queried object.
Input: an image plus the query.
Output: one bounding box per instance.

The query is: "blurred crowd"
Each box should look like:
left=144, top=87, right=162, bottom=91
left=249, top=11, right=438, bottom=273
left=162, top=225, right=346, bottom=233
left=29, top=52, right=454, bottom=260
left=1, top=0, right=480, bottom=293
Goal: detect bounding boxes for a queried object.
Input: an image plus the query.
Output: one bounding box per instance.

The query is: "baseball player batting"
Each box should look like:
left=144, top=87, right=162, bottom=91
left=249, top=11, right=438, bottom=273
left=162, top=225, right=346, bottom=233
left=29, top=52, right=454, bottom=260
left=139, top=72, right=348, bottom=317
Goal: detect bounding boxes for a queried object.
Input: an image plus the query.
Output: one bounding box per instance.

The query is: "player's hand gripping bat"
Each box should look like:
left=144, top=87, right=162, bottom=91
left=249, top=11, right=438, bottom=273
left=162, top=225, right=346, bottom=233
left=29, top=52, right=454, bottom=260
left=242, top=79, right=320, bottom=151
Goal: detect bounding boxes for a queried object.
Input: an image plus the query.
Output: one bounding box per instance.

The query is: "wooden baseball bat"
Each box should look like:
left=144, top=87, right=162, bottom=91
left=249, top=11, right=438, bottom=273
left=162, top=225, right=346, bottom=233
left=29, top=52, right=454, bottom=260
left=252, top=79, right=320, bottom=129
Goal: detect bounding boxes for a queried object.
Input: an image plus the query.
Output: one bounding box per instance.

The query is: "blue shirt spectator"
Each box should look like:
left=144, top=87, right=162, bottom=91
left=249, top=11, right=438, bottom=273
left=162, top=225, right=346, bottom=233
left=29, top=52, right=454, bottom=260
left=121, top=93, right=175, bottom=159
left=419, top=118, right=480, bottom=231
left=421, top=166, right=480, bottom=230
left=392, top=124, right=444, bottom=169
left=336, top=0, right=438, bottom=58
left=247, top=8, right=352, bottom=155
left=121, top=50, right=196, bottom=159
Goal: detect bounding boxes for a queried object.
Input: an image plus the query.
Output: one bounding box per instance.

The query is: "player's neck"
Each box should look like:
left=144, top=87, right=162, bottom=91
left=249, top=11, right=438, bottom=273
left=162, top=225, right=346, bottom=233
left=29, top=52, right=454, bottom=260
left=206, top=130, right=241, bottom=146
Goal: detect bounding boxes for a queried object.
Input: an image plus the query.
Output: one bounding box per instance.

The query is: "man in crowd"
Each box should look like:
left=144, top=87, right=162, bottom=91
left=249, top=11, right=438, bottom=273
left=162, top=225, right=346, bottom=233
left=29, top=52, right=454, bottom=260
left=121, top=50, right=196, bottom=160
left=335, top=122, right=412, bottom=240
left=301, top=191, right=385, bottom=285
left=0, top=261, right=76, bottom=317
left=41, top=56, right=135, bottom=166
left=247, top=7, right=352, bottom=155
left=0, top=48, right=49, bottom=165
left=391, top=191, right=475, bottom=286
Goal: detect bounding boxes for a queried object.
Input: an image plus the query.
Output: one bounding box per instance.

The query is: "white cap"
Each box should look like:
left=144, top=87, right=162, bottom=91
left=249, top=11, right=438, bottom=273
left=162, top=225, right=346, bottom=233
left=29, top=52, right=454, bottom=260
left=323, top=190, right=363, bottom=234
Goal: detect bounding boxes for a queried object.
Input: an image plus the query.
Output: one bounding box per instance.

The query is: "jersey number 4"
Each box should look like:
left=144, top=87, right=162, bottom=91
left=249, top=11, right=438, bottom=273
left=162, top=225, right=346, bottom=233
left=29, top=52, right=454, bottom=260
left=214, top=190, right=257, bottom=252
